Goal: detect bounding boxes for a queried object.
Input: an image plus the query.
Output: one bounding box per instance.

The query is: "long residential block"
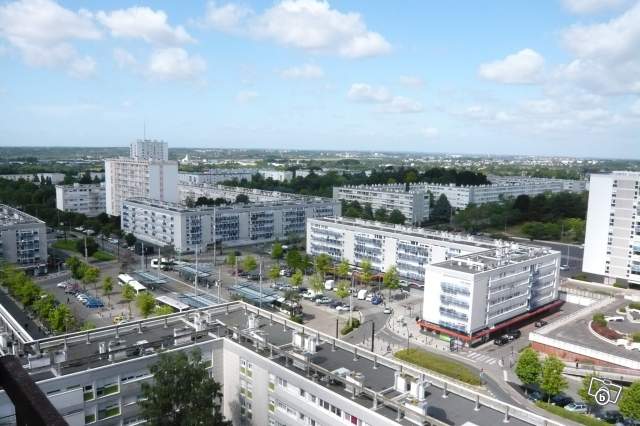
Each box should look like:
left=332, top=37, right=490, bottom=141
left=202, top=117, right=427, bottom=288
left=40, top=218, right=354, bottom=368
left=122, top=197, right=340, bottom=253
left=55, top=183, right=106, bottom=217
left=178, top=169, right=254, bottom=185
left=0, top=204, right=47, bottom=274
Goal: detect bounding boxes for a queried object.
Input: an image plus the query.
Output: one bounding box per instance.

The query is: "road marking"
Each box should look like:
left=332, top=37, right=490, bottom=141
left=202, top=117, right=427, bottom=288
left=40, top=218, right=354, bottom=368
left=486, top=359, right=496, bottom=365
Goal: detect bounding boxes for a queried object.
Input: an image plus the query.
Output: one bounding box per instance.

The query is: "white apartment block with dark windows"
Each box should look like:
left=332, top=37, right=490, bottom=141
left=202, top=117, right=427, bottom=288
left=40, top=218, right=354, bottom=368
left=259, top=170, right=294, bottom=182
left=122, top=197, right=340, bottom=253
left=0, top=302, right=558, bottom=426
left=486, top=175, right=587, bottom=193
left=306, top=217, right=496, bottom=283
left=0, top=173, right=65, bottom=184
left=129, top=139, right=168, bottom=161
left=104, top=158, right=178, bottom=216
left=55, top=183, right=106, bottom=217
left=583, top=171, right=640, bottom=285
left=0, top=204, right=47, bottom=274
left=178, top=183, right=306, bottom=204
left=423, top=243, right=560, bottom=338
left=332, top=185, right=428, bottom=225
left=178, top=169, right=254, bottom=185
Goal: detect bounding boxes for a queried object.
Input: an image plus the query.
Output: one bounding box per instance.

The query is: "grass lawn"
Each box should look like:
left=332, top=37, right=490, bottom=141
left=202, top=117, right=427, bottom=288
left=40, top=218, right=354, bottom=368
left=394, top=348, right=482, bottom=386
left=52, top=239, right=115, bottom=262
left=93, top=250, right=115, bottom=261
left=535, top=402, right=608, bottom=426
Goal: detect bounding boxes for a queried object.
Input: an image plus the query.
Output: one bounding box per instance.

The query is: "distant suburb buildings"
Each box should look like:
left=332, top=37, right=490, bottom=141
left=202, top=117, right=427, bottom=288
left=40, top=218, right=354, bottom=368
left=55, top=183, right=106, bottom=217
left=178, top=169, right=254, bottom=185
left=0, top=204, right=47, bottom=274
left=122, top=196, right=340, bottom=253
left=583, top=171, right=640, bottom=286
left=105, top=140, right=178, bottom=216
left=307, top=217, right=561, bottom=344
left=0, top=172, right=65, bottom=184
left=333, top=175, right=587, bottom=215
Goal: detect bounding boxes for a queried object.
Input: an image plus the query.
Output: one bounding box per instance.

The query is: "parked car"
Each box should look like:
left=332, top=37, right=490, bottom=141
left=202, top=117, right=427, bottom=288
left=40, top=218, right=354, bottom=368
left=297, top=287, right=308, bottom=293
left=596, top=410, right=624, bottom=424
left=371, top=295, right=383, bottom=305
left=335, top=305, right=350, bottom=312
left=605, top=315, right=625, bottom=322
left=550, top=394, right=574, bottom=407
left=494, top=336, right=510, bottom=346
left=383, top=307, right=393, bottom=314
left=302, top=291, right=315, bottom=299
left=506, top=329, right=521, bottom=340
left=526, top=390, right=546, bottom=402
left=329, top=300, right=343, bottom=308
left=535, top=320, right=548, bottom=328
left=409, top=282, right=424, bottom=290
left=565, top=402, right=588, bottom=413
left=316, top=297, right=331, bottom=305
left=56, top=281, right=68, bottom=288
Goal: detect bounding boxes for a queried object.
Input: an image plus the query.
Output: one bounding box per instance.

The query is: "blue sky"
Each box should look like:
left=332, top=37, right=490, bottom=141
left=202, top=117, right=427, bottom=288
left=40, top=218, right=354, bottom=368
left=1, top=0, right=639, bottom=158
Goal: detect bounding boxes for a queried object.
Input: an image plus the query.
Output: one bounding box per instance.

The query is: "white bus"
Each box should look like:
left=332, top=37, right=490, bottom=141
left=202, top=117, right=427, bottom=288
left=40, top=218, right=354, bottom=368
left=118, top=274, right=147, bottom=294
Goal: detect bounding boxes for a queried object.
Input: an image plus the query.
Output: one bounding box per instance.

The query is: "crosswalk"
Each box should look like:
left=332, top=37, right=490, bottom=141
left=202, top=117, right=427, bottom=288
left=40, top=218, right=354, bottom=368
left=465, top=351, right=499, bottom=365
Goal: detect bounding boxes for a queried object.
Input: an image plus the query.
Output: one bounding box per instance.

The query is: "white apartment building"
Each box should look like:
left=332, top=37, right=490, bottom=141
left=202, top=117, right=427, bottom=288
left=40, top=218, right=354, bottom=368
left=122, top=197, right=340, bottom=252
left=55, top=183, right=106, bottom=217
left=178, top=183, right=304, bottom=204
left=0, top=173, right=65, bottom=184
left=0, top=204, right=47, bottom=274
left=130, top=139, right=168, bottom=161
left=259, top=170, right=294, bottom=181
left=306, top=217, right=494, bottom=283
left=104, top=158, right=178, bottom=216
left=0, top=302, right=558, bottom=426
left=421, top=243, right=561, bottom=344
left=332, top=185, right=428, bottom=225
left=486, top=175, right=587, bottom=193
left=583, top=171, right=640, bottom=285
left=178, top=169, right=254, bottom=185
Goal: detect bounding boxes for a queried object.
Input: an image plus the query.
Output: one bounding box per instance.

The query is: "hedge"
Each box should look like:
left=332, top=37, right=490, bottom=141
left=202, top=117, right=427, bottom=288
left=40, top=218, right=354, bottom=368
left=394, top=348, right=481, bottom=386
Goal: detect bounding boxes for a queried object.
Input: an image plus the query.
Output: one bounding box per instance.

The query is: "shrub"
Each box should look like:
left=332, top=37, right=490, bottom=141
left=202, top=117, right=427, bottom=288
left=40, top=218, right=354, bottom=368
left=613, top=280, right=628, bottom=289
left=573, top=273, right=588, bottom=281
left=629, top=302, right=640, bottom=310
left=632, top=332, right=640, bottom=343
left=592, top=313, right=607, bottom=327
left=340, top=318, right=360, bottom=335
left=395, top=348, right=481, bottom=386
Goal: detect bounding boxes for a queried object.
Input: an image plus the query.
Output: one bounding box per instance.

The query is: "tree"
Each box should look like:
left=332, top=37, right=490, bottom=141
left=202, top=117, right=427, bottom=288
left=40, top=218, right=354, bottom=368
left=235, top=194, right=250, bottom=204
left=154, top=305, right=174, bottom=316
left=315, top=253, right=332, bottom=277
left=48, top=305, right=74, bottom=333
left=431, top=194, right=452, bottom=222
left=286, top=249, right=302, bottom=271
left=75, top=237, right=98, bottom=257
left=388, top=209, right=406, bottom=225
left=362, top=203, right=374, bottom=220
left=290, top=269, right=304, bottom=288
left=102, top=276, right=113, bottom=307
left=374, top=207, right=388, bottom=222
left=515, top=348, right=541, bottom=393
left=310, top=273, right=324, bottom=296
left=124, top=232, right=137, bottom=247
left=539, top=356, right=567, bottom=402
left=122, top=283, right=136, bottom=317
left=578, top=373, right=598, bottom=410
left=360, top=259, right=372, bottom=286
left=620, top=381, right=640, bottom=421
left=242, top=255, right=257, bottom=273
left=383, top=266, right=400, bottom=301
left=268, top=264, right=280, bottom=283
left=136, top=292, right=156, bottom=318
left=79, top=171, right=92, bottom=184
left=337, top=258, right=350, bottom=279
left=140, top=349, right=231, bottom=426
left=82, top=266, right=100, bottom=293
left=271, top=242, right=284, bottom=260
left=335, top=280, right=350, bottom=304
left=66, top=256, right=83, bottom=280
left=225, top=252, right=236, bottom=267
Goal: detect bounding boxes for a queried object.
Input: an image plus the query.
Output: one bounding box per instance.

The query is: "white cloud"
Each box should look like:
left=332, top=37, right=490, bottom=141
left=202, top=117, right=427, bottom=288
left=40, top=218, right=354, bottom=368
left=630, top=99, right=640, bottom=115
left=113, top=48, right=137, bottom=69
left=236, top=90, right=258, bottom=103
left=0, top=0, right=100, bottom=75
left=97, top=7, right=193, bottom=45
left=280, top=63, right=324, bottom=79
left=399, top=75, right=425, bottom=88
left=421, top=127, right=439, bottom=138
left=561, top=0, right=626, bottom=14
left=147, top=48, right=206, bottom=81
left=558, top=2, right=640, bottom=94
left=347, top=83, right=391, bottom=103
left=203, top=0, right=391, bottom=58
left=203, top=1, right=253, bottom=32
left=478, top=48, right=545, bottom=84
left=347, top=83, right=423, bottom=113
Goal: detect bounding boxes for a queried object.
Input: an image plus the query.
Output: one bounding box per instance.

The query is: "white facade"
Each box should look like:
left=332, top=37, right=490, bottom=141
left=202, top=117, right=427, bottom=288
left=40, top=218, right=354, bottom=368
left=104, top=158, right=178, bottom=216
left=486, top=175, right=587, bottom=193
left=129, top=139, right=168, bottom=161
left=0, top=204, right=47, bottom=273
left=122, top=197, right=340, bottom=252
left=178, top=169, right=254, bottom=185
left=178, top=183, right=305, bottom=204
left=55, top=183, right=106, bottom=217
left=332, top=185, right=428, bottom=225
left=423, top=243, right=560, bottom=336
left=583, top=172, right=640, bottom=285
left=0, top=173, right=65, bottom=184
left=306, top=217, right=492, bottom=282
left=259, top=170, right=293, bottom=181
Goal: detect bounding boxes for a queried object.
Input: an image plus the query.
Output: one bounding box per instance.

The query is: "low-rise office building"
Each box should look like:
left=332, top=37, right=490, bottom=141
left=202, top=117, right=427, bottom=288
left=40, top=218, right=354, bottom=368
left=583, top=171, right=640, bottom=285
left=55, top=183, right=106, bottom=217
left=0, top=173, right=65, bottom=184
left=122, top=197, right=340, bottom=253
left=306, top=217, right=493, bottom=283
left=178, top=169, right=254, bottom=185
left=0, top=204, right=47, bottom=274
left=420, top=243, right=561, bottom=345
left=332, top=184, right=428, bottom=225
left=0, top=301, right=558, bottom=426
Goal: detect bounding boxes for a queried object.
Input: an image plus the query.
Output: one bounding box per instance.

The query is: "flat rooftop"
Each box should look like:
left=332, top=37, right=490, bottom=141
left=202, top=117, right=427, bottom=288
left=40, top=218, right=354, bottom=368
left=14, top=302, right=555, bottom=426
left=0, top=204, right=44, bottom=227
left=125, top=196, right=335, bottom=213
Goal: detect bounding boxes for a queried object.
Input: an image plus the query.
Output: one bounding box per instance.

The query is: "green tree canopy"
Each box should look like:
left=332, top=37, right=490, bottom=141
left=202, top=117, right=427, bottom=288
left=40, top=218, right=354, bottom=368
left=122, top=283, right=136, bottom=317
left=285, top=249, right=302, bottom=271
left=242, top=255, right=257, bottom=272
left=359, top=259, right=372, bottom=285
left=102, top=276, right=113, bottom=306
left=515, top=348, right=541, bottom=392
left=383, top=266, right=400, bottom=300
left=315, top=253, right=332, bottom=276
left=539, top=356, right=567, bottom=402
left=290, top=269, right=304, bottom=288
left=578, top=374, right=597, bottom=410
left=136, top=292, right=156, bottom=318
left=268, top=264, right=280, bottom=282
left=374, top=207, right=388, bottom=222
left=336, top=258, right=350, bottom=278
left=140, top=349, right=231, bottom=426
left=225, top=252, right=236, bottom=267
left=431, top=194, right=452, bottom=222
left=620, top=381, right=640, bottom=421
left=388, top=209, right=406, bottom=225
left=124, top=233, right=137, bottom=247
left=310, top=273, right=324, bottom=295
left=335, top=280, right=350, bottom=301
left=271, top=242, right=284, bottom=260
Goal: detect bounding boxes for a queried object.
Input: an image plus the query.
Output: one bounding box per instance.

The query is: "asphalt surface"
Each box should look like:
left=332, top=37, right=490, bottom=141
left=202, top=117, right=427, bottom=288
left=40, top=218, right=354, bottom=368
left=0, top=290, right=47, bottom=339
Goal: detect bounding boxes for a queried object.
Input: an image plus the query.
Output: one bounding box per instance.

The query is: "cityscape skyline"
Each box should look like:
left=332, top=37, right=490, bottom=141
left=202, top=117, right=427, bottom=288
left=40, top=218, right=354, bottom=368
left=0, top=0, right=639, bottom=158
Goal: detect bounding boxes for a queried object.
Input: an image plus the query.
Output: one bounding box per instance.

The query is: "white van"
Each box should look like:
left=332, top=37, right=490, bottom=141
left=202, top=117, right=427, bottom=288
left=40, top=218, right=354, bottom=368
left=324, top=279, right=335, bottom=291
left=357, top=289, right=368, bottom=300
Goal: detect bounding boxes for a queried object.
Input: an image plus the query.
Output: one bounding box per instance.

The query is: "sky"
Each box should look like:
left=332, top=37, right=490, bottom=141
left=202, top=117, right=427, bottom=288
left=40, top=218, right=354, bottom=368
left=0, top=0, right=639, bottom=158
